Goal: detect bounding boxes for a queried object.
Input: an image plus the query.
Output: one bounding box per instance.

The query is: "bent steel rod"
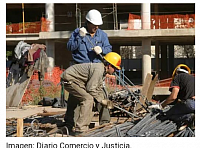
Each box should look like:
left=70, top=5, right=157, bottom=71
left=114, top=105, right=140, bottom=118
left=114, top=73, right=149, bottom=113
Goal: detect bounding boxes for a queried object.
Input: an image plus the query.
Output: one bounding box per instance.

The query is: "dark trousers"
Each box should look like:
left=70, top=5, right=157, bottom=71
left=165, top=99, right=195, bottom=123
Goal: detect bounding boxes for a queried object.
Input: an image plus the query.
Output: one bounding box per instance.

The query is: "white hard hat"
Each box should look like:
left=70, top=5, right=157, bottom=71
left=176, top=67, right=189, bottom=74
left=86, top=9, right=103, bottom=25
left=172, top=64, right=191, bottom=79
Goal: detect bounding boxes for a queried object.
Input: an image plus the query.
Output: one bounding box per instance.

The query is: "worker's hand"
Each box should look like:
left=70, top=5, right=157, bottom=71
left=79, top=27, right=87, bottom=37
left=148, top=103, right=163, bottom=110
left=93, top=46, right=102, bottom=55
left=101, top=99, right=114, bottom=109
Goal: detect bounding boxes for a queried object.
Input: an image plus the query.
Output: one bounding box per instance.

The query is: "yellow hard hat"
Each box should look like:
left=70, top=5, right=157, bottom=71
left=104, top=52, right=121, bottom=70
left=172, top=64, right=191, bottom=79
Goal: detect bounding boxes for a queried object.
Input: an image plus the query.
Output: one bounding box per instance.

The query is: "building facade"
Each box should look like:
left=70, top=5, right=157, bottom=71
left=6, top=3, right=195, bottom=84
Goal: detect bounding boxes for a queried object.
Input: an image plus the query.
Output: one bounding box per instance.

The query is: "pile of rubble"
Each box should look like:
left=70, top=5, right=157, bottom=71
left=81, top=110, right=194, bottom=137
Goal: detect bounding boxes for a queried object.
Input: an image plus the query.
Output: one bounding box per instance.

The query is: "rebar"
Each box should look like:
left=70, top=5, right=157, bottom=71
left=127, top=113, right=159, bottom=136
left=115, top=126, right=122, bottom=137
left=23, top=119, right=48, bottom=137
left=114, top=105, right=140, bottom=118
left=84, top=121, right=134, bottom=137
left=6, top=126, right=17, bottom=137
left=187, top=127, right=195, bottom=137
left=114, top=73, right=149, bottom=113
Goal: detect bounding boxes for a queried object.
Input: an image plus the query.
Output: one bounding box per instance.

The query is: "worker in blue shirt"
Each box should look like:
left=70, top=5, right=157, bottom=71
left=64, top=10, right=112, bottom=133
left=67, top=9, right=112, bottom=64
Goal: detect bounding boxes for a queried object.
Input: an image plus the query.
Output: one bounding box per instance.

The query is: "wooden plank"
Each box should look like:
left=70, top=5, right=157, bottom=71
left=147, top=74, right=158, bottom=102
left=6, top=70, right=33, bottom=107
left=37, top=111, right=65, bottom=117
left=135, top=73, right=152, bottom=110
left=7, top=122, right=56, bottom=129
left=17, top=118, right=23, bottom=137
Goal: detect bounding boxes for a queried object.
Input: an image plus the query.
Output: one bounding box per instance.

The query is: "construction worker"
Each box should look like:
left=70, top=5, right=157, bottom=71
left=149, top=64, right=195, bottom=125
left=60, top=52, right=121, bottom=136
left=65, top=9, right=112, bottom=127
left=67, top=9, right=112, bottom=64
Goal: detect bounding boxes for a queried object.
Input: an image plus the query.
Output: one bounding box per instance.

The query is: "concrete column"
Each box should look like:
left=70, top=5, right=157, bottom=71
left=168, top=44, right=174, bottom=77
left=45, top=3, right=55, bottom=64
left=141, top=3, right=151, bottom=29
left=161, top=45, right=168, bottom=79
left=141, top=3, right=151, bottom=84
left=155, top=41, right=160, bottom=75
left=142, top=39, right=151, bottom=84
left=45, top=3, right=55, bottom=31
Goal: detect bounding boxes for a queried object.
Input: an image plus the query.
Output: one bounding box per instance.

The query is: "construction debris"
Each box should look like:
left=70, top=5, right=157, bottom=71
left=81, top=121, right=135, bottom=137
left=6, top=107, right=195, bottom=137
left=6, top=110, right=67, bottom=137
left=6, top=57, right=195, bottom=137
left=80, top=110, right=195, bottom=137
left=109, top=89, right=141, bottom=118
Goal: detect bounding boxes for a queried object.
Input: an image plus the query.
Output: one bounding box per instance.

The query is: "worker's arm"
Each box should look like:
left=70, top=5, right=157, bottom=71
left=161, top=87, right=179, bottom=108
left=97, top=31, right=112, bottom=55
left=67, top=28, right=83, bottom=52
left=86, top=65, right=105, bottom=102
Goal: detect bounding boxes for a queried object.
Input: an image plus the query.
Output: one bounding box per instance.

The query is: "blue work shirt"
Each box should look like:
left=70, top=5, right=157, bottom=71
left=67, top=28, right=112, bottom=63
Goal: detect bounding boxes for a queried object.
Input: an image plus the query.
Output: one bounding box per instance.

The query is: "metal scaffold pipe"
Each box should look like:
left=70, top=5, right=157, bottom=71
left=22, top=3, right=25, bottom=33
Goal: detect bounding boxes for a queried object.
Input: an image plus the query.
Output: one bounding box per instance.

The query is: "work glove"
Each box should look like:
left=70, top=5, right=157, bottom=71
left=148, top=103, right=163, bottom=110
left=79, top=27, right=87, bottom=37
left=93, top=46, right=102, bottom=55
left=101, top=99, right=114, bottom=109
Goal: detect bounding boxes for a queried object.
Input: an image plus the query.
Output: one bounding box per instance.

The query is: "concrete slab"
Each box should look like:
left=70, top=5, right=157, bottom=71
left=153, top=87, right=170, bottom=95
left=38, top=29, right=194, bottom=39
